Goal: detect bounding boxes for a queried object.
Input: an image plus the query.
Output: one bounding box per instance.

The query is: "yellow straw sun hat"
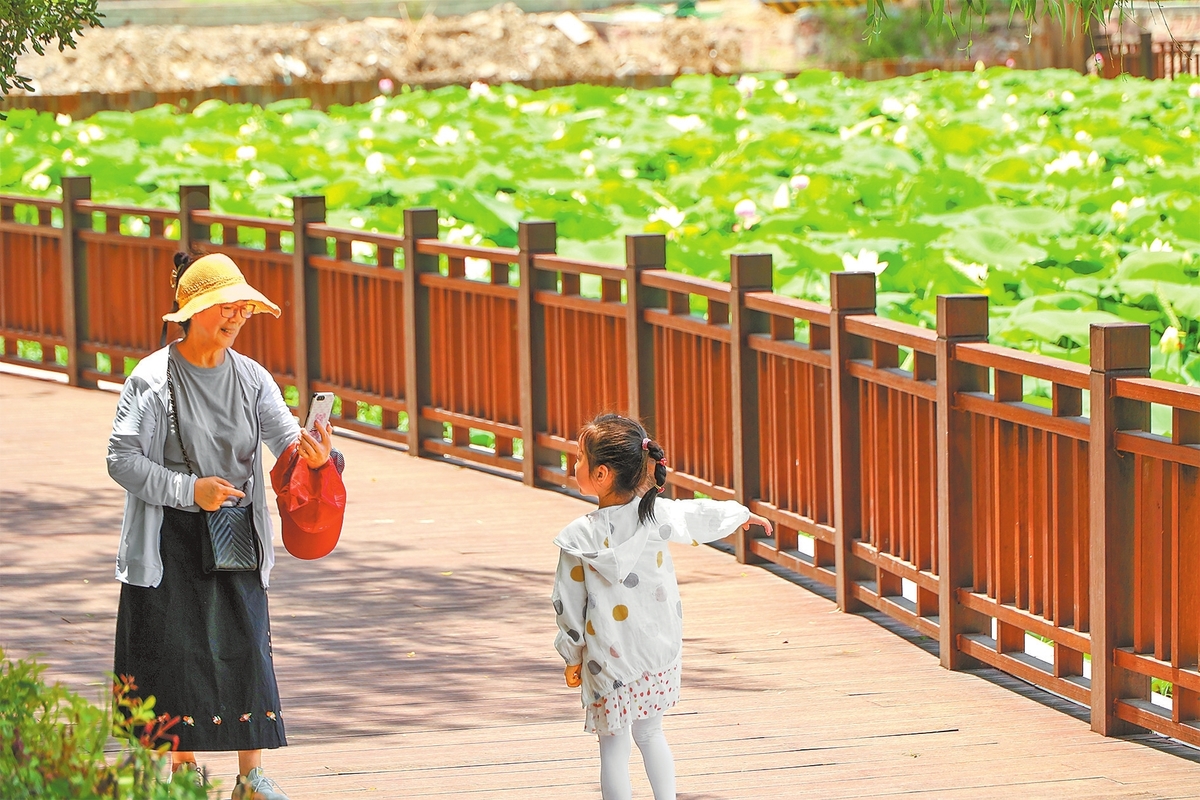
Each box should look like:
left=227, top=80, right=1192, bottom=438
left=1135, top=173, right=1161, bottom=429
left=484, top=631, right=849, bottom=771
left=162, top=253, right=281, bottom=323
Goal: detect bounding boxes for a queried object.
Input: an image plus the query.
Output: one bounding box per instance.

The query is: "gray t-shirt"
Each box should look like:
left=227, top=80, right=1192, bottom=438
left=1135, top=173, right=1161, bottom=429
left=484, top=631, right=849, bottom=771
left=165, top=346, right=256, bottom=511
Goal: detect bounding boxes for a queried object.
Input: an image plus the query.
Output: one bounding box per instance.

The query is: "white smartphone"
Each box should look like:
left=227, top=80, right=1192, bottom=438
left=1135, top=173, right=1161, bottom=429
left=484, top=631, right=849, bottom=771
left=303, top=392, right=335, bottom=438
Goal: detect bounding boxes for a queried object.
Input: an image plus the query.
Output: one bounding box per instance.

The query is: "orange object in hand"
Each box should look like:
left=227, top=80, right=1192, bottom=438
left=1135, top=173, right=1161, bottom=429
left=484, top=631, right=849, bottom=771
left=565, top=663, right=582, bottom=688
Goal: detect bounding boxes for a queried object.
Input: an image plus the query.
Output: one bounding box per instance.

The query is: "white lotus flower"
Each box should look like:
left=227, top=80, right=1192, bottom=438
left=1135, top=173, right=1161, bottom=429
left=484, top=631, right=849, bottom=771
left=842, top=248, right=889, bottom=275
left=365, top=152, right=385, bottom=175
left=55, top=113, right=72, bottom=126
left=773, top=78, right=789, bottom=94
left=736, top=75, right=758, bottom=99
left=666, top=114, right=704, bottom=133
left=1111, top=200, right=1129, bottom=219
left=235, top=145, right=257, bottom=161
left=433, top=126, right=459, bottom=146
left=1062, top=90, right=1076, bottom=103
left=772, top=183, right=790, bottom=209
left=1189, top=83, right=1200, bottom=99
left=606, top=137, right=622, bottom=149
left=1045, top=150, right=1084, bottom=175
left=351, top=241, right=374, bottom=261
left=358, top=127, right=374, bottom=140
left=881, top=97, right=904, bottom=116
left=1160, top=326, right=1183, bottom=353
left=790, top=174, right=810, bottom=191
left=649, top=206, right=686, bottom=228
left=893, top=125, right=908, bottom=145
left=29, top=173, right=51, bottom=191
left=579, top=149, right=594, bottom=161
left=1111, top=176, right=1126, bottom=189
left=1148, top=238, right=1173, bottom=252
left=246, top=169, right=265, bottom=187
left=469, top=81, right=492, bottom=98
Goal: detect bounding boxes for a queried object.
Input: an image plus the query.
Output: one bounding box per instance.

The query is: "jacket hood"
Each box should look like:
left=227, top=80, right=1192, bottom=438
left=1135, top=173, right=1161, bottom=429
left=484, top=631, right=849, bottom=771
left=552, top=497, right=651, bottom=585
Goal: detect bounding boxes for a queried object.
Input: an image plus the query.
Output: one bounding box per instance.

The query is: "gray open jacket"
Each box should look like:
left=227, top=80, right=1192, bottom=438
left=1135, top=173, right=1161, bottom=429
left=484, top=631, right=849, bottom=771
left=107, top=345, right=299, bottom=589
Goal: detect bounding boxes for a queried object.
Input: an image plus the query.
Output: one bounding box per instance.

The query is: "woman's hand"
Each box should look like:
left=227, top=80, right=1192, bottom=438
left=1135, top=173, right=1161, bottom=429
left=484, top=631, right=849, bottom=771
left=193, top=477, right=246, bottom=511
left=298, top=421, right=333, bottom=469
left=564, top=663, right=582, bottom=688
left=742, top=512, right=773, bottom=537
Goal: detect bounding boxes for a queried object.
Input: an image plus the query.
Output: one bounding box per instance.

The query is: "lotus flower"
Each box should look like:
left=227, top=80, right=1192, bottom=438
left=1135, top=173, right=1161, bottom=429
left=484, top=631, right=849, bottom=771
left=842, top=249, right=889, bottom=276
left=378, top=78, right=395, bottom=95
left=790, top=174, right=810, bottom=191
left=1160, top=326, right=1183, bottom=353
left=733, top=199, right=760, bottom=230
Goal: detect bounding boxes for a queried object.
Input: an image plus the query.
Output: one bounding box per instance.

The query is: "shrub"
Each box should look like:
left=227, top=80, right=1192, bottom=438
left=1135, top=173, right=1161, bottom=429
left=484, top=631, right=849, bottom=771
left=0, top=649, right=209, bottom=798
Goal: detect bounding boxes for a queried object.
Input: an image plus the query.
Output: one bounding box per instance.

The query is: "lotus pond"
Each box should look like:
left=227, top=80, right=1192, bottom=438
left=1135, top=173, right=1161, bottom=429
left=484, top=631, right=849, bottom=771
left=3, top=67, right=1199, bottom=383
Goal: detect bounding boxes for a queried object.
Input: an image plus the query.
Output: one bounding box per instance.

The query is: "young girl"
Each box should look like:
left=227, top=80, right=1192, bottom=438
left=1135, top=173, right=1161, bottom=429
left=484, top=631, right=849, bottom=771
left=552, top=414, right=772, bottom=800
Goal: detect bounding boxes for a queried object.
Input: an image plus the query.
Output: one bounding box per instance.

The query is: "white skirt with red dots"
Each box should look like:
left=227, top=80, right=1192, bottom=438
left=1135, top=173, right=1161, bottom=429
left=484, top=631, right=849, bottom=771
left=585, top=659, right=681, bottom=735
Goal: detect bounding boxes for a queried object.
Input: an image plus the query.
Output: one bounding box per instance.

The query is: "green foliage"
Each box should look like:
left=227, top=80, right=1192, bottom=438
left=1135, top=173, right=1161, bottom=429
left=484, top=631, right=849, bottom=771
left=0, top=650, right=208, bottom=799
left=820, top=5, right=957, bottom=62
left=0, top=0, right=103, bottom=96
left=2, top=69, right=1198, bottom=377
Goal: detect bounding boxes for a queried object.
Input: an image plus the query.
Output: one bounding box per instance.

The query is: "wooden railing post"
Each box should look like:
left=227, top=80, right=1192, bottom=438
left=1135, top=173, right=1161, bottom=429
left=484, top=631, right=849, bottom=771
left=517, top=221, right=558, bottom=487
left=624, top=234, right=665, bottom=430
left=60, top=176, right=91, bottom=387
left=829, top=271, right=877, bottom=613
left=730, top=253, right=772, bottom=564
left=1139, top=31, right=1155, bottom=78
left=178, top=184, right=210, bottom=252
left=291, top=195, right=325, bottom=422
left=936, top=294, right=991, bottom=669
left=402, top=208, right=441, bottom=457
left=1089, top=322, right=1151, bottom=736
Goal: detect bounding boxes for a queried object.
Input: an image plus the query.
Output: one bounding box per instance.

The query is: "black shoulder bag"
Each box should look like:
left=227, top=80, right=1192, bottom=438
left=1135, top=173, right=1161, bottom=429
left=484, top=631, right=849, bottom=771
left=166, top=358, right=260, bottom=573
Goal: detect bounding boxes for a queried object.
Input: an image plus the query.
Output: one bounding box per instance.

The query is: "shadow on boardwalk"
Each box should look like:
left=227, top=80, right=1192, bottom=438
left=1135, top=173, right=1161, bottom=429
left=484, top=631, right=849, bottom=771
left=2, top=371, right=1199, bottom=798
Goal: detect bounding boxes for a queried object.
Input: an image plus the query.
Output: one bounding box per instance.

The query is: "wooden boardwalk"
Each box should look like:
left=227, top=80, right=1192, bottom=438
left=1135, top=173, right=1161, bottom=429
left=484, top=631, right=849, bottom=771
left=3, top=370, right=1200, bottom=799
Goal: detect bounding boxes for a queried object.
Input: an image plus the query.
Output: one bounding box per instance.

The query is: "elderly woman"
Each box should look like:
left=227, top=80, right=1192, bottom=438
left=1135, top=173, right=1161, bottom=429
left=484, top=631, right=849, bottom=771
left=108, top=252, right=336, bottom=798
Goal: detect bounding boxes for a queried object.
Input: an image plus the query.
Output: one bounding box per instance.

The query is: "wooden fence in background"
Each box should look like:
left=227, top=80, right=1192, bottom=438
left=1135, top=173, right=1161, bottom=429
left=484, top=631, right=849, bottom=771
left=3, top=178, right=1199, bottom=749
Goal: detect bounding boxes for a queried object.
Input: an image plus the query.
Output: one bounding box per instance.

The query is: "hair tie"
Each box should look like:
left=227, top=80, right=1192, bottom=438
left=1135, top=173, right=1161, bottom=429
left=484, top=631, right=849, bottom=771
left=642, top=437, right=651, bottom=451
left=658, top=458, right=668, bottom=467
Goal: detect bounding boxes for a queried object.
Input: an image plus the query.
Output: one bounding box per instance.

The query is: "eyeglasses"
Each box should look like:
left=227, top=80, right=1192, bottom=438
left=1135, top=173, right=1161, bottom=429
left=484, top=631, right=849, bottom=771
left=218, top=303, right=257, bottom=319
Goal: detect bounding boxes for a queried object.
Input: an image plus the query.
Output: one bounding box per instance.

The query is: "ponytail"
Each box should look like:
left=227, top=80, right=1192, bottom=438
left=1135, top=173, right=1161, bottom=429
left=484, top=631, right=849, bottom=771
left=637, top=437, right=668, bottom=525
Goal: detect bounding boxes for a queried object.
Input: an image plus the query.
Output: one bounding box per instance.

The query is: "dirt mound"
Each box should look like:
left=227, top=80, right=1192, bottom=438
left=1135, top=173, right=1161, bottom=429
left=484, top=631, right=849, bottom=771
left=12, top=1, right=798, bottom=96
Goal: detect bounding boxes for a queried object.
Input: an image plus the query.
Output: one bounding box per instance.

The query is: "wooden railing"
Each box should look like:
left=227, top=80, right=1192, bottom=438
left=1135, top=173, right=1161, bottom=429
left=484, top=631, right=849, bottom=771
left=2, top=177, right=1198, bottom=749
left=1089, top=33, right=1200, bottom=79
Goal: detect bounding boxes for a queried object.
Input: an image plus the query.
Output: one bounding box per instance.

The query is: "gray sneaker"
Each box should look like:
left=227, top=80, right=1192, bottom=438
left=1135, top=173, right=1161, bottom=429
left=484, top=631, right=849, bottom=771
left=233, top=767, right=290, bottom=800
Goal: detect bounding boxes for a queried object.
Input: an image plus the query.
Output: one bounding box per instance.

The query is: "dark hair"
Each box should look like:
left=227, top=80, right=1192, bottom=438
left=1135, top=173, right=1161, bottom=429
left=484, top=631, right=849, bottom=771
left=164, top=252, right=198, bottom=341
left=577, top=413, right=667, bottom=525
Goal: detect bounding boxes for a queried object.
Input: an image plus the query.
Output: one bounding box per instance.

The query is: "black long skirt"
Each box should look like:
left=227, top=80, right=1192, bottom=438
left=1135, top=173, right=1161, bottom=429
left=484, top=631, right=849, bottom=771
left=114, top=506, right=286, bottom=752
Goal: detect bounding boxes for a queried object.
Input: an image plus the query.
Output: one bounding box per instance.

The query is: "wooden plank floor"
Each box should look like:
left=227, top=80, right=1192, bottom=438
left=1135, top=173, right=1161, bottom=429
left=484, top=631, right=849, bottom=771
left=3, top=370, right=1200, bottom=799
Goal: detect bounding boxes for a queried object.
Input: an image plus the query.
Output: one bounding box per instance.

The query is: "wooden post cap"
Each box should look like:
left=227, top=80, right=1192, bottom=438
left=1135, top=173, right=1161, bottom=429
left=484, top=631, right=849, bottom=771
left=403, top=208, right=438, bottom=238
left=730, top=253, right=773, bottom=292
left=936, top=295, right=989, bottom=338
left=830, top=271, right=876, bottom=312
left=518, top=221, right=557, bottom=252
left=625, top=234, right=666, bottom=269
left=1090, top=323, right=1149, bottom=372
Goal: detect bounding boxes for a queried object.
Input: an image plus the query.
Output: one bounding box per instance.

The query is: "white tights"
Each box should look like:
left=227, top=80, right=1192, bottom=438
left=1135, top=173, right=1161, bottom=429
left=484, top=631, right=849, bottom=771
left=597, top=713, right=676, bottom=800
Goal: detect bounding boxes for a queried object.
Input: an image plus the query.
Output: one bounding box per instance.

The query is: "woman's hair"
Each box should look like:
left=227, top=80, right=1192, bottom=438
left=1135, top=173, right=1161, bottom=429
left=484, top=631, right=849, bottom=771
left=169, top=252, right=198, bottom=335
left=577, top=413, right=667, bottom=525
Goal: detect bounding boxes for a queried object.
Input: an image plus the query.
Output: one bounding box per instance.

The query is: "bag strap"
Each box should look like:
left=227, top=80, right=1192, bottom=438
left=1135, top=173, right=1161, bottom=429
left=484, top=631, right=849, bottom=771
left=166, top=354, right=250, bottom=502
left=165, top=357, right=200, bottom=478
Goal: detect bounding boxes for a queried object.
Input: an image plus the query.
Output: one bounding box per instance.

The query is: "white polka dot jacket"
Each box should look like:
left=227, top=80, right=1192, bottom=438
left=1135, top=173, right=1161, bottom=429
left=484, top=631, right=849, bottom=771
left=551, top=496, right=750, bottom=733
